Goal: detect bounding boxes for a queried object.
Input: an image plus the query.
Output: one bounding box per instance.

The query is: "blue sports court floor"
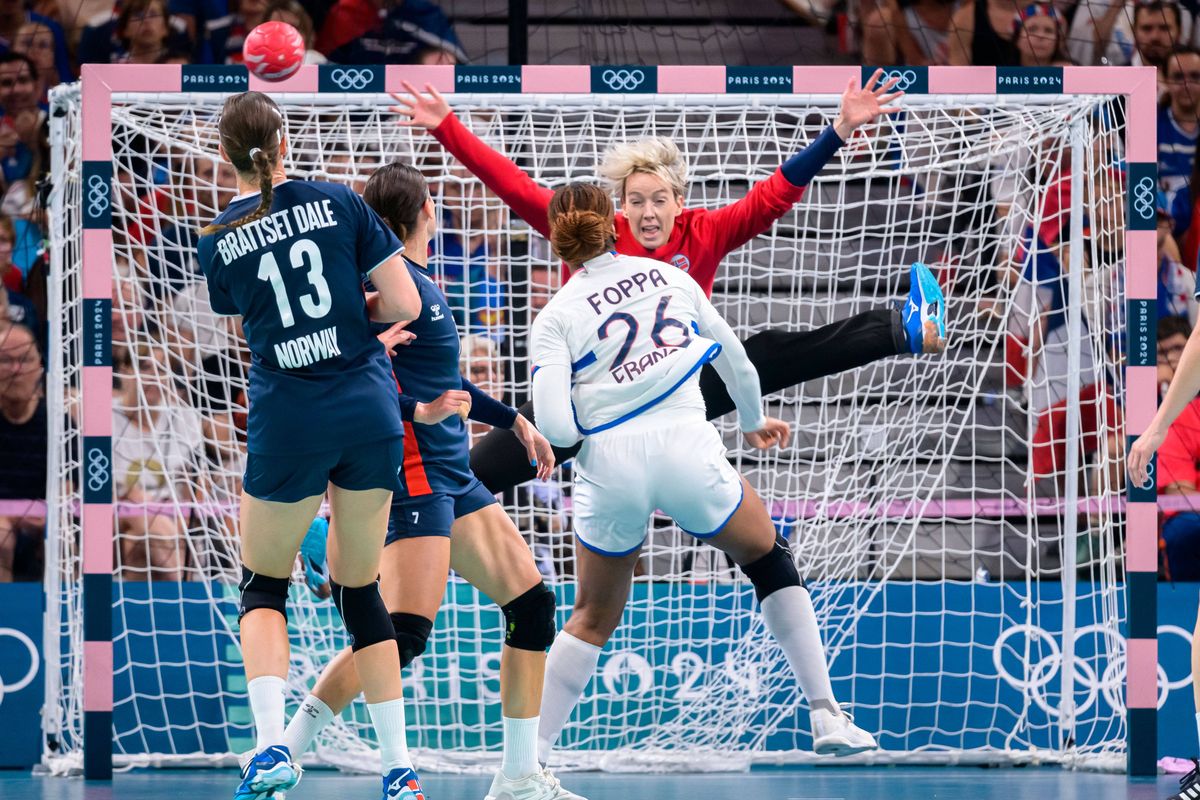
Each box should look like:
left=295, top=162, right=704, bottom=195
left=0, top=767, right=1183, bottom=800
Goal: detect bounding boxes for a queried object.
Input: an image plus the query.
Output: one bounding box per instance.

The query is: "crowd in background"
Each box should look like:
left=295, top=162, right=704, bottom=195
left=860, top=0, right=1200, bottom=577
left=5, top=0, right=1200, bottom=582
left=0, top=0, right=471, bottom=581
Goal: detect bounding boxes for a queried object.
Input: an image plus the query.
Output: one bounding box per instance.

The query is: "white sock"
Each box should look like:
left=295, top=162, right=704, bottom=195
left=284, top=694, right=335, bottom=757
left=247, top=675, right=287, bottom=752
left=367, top=698, right=412, bottom=772
left=1195, top=711, right=1200, bottom=747
left=760, top=586, right=837, bottom=712
left=538, top=631, right=602, bottom=764
left=501, top=715, right=541, bottom=779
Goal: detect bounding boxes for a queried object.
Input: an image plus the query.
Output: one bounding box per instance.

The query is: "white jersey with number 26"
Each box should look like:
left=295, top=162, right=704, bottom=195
left=530, top=251, right=766, bottom=444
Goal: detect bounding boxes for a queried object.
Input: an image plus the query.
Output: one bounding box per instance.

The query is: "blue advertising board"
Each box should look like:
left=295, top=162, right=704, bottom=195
left=3, top=579, right=1185, bottom=763
left=1158, top=583, right=1198, bottom=759
left=103, top=581, right=1169, bottom=758
left=0, top=583, right=44, bottom=767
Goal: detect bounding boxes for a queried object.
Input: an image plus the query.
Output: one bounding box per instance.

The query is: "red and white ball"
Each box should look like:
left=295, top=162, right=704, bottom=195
left=242, top=21, right=305, bottom=82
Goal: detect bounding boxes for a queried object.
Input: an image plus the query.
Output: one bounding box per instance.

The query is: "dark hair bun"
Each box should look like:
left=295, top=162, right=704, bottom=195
left=551, top=209, right=612, bottom=265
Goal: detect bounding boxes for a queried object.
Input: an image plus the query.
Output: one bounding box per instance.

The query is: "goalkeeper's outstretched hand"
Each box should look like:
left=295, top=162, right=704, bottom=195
left=299, top=517, right=331, bottom=600
left=391, top=82, right=452, bottom=130
left=833, top=69, right=905, bottom=140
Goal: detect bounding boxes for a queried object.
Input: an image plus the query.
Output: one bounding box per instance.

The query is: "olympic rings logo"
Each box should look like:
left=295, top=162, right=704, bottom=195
left=1132, top=176, right=1156, bottom=221
left=86, top=447, right=110, bottom=493
left=329, top=68, right=374, bottom=91
left=85, top=173, right=110, bottom=219
left=601, top=69, right=646, bottom=92
left=880, top=69, right=919, bottom=91
left=993, top=623, right=1189, bottom=714
left=0, top=628, right=39, bottom=709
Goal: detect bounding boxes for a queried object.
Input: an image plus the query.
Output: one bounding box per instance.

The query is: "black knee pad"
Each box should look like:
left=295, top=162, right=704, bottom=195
left=740, top=536, right=805, bottom=603
left=330, top=580, right=395, bottom=652
left=390, top=612, right=433, bottom=668
left=238, top=565, right=289, bottom=622
left=500, top=582, right=557, bottom=652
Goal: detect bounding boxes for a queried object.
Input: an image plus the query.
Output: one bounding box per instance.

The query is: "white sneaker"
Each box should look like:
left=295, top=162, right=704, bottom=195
left=811, top=706, right=878, bottom=756
left=485, top=767, right=588, bottom=800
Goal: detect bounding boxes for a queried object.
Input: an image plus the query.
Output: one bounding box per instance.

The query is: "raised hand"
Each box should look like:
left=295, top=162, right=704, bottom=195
left=512, top=414, right=556, bottom=481
left=744, top=417, right=792, bottom=451
left=833, top=69, right=905, bottom=139
left=389, top=81, right=452, bottom=130
left=415, top=389, right=472, bottom=425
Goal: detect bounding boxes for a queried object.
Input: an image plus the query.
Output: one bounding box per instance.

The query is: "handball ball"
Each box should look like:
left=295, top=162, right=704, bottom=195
left=243, top=21, right=305, bottom=81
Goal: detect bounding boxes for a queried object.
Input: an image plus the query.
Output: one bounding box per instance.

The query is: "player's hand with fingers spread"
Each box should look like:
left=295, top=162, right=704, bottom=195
left=390, top=81, right=452, bottom=130
left=1128, top=425, right=1167, bottom=488
left=833, top=68, right=905, bottom=139
left=377, top=319, right=416, bottom=355
left=415, top=389, right=472, bottom=425
left=512, top=413, right=556, bottom=481
left=744, top=417, right=792, bottom=451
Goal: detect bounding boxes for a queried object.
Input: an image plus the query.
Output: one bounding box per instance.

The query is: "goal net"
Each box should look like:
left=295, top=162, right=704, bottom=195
left=46, top=77, right=1132, bottom=773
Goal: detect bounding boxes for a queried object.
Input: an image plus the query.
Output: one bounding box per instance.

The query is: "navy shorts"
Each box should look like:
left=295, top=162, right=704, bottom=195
left=386, top=476, right=497, bottom=544
left=244, top=437, right=404, bottom=503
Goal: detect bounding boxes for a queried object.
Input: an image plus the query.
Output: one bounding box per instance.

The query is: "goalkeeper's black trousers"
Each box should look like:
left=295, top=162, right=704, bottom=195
left=469, top=307, right=908, bottom=494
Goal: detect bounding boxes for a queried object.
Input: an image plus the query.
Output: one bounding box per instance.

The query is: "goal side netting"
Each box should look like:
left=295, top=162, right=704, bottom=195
left=45, top=85, right=1130, bottom=773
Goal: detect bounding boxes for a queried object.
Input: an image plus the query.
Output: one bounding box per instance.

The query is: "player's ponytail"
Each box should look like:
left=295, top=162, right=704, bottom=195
left=363, top=161, right=428, bottom=242
left=548, top=182, right=616, bottom=267
left=200, top=91, right=285, bottom=236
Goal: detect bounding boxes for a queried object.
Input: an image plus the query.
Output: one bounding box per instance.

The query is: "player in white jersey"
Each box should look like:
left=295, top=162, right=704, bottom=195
left=529, top=182, right=877, bottom=763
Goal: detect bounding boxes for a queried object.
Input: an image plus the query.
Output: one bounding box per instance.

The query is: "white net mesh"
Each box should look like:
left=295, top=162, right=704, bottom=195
left=47, top=87, right=1129, bottom=773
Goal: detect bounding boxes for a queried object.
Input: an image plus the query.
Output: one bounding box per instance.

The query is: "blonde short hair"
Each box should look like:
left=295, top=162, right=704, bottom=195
left=599, top=137, right=687, bottom=200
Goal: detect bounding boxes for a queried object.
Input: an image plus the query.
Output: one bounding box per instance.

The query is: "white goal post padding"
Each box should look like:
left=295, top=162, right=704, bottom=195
left=45, top=64, right=1158, bottom=775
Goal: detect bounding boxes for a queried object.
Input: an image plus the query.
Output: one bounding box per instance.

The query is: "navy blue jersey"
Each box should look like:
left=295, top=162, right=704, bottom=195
left=198, top=179, right=405, bottom=456
left=382, top=258, right=474, bottom=494
left=1159, top=104, right=1198, bottom=195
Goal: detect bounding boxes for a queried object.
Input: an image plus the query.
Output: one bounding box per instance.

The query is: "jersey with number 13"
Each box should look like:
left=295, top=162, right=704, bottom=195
left=197, top=179, right=405, bottom=456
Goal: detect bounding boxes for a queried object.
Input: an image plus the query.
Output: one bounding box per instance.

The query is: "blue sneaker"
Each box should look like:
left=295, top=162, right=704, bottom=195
left=902, top=262, right=946, bottom=354
left=382, top=767, right=427, bottom=799
left=300, top=517, right=330, bottom=599
left=234, top=745, right=301, bottom=800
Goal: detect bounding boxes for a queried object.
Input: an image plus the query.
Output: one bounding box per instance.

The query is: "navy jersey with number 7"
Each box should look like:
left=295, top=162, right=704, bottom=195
left=197, top=179, right=406, bottom=456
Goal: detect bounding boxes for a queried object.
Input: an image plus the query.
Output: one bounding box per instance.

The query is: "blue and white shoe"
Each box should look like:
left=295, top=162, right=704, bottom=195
left=300, top=517, right=330, bottom=599
left=382, top=766, right=427, bottom=799
left=902, top=262, right=946, bottom=354
left=234, top=745, right=301, bottom=800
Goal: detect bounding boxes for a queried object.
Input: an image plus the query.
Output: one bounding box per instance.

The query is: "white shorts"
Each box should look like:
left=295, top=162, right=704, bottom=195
left=572, top=414, right=744, bottom=557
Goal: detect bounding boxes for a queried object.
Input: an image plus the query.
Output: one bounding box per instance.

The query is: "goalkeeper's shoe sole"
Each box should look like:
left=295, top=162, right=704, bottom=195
left=234, top=745, right=302, bottom=800
left=904, top=262, right=947, bottom=354
left=811, top=707, right=879, bottom=757
left=300, top=517, right=331, bottom=599
left=1170, top=759, right=1200, bottom=800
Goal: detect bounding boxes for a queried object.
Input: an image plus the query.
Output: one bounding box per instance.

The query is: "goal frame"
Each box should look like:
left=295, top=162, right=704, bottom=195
left=67, top=62, right=1158, bottom=779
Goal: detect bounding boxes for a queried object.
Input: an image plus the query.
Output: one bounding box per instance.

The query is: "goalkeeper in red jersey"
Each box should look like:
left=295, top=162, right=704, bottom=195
left=390, top=69, right=947, bottom=493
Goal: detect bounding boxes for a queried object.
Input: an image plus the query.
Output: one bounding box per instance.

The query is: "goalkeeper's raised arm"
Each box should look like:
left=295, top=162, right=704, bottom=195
left=391, top=81, right=555, bottom=237
left=389, top=70, right=902, bottom=294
